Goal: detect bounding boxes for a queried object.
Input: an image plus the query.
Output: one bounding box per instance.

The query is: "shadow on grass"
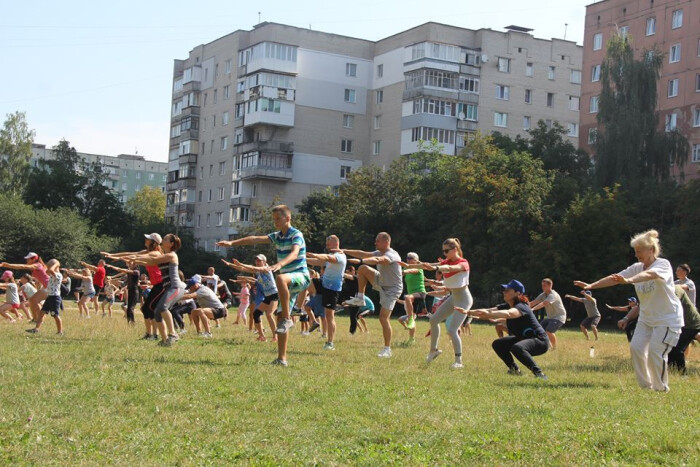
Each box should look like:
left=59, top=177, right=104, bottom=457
left=121, top=356, right=242, bottom=367
left=548, top=356, right=630, bottom=374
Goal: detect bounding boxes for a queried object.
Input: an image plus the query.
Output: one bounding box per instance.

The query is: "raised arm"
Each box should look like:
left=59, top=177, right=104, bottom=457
left=129, top=252, right=176, bottom=266
left=0, top=262, right=36, bottom=271
left=564, top=294, right=584, bottom=303
left=269, top=244, right=301, bottom=272
left=80, top=261, right=98, bottom=272
left=221, top=258, right=263, bottom=274
left=216, top=235, right=271, bottom=248
left=337, top=249, right=373, bottom=259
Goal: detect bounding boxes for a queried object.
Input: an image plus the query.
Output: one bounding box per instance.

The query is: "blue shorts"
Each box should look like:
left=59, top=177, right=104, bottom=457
left=42, top=295, right=62, bottom=317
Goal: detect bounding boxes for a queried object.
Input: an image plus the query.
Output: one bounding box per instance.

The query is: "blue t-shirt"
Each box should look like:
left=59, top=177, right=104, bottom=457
left=253, top=284, right=265, bottom=307
left=256, top=271, right=278, bottom=297
left=321, top=252, right=347, bottom=292
left=499, top=302, right=548, bottom=340
left=268, top=226, right=308, bottom=275
left=359, top=296, right=375, bottom=312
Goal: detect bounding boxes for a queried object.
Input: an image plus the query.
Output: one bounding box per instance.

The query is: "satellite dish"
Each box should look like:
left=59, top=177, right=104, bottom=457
left=458, top=112, right=466, bottom=120
left=481, top=54, right=489, bottom=63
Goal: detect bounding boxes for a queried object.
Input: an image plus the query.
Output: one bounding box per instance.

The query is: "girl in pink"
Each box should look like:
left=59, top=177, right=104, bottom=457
left=0, top=270, right=22, bottom=322
left=1, top=252, right=50, bottom=323
left=232, top=282, right=250, bottom=325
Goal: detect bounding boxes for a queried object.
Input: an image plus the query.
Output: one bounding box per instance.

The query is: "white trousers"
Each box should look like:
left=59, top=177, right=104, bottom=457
left=629, top=321, right=680, bottom=392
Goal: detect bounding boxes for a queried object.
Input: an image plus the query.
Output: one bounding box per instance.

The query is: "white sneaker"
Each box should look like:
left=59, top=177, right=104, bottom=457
left=426, top=349, right=443, bottom=363
left=450, top=362, right=464, bottom=370
left=346, top=296, right=366, bottom=306
left=276, top=319, right=294, bottom=334
left=377, top=347, right=392, bottom=358
left=301, top=331, right=310, bottom=336
left=201, top=332, right=213, bottom=338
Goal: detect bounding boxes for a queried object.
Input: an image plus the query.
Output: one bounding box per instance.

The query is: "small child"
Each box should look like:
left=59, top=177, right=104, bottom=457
left=0, top=270, right=22, bottom=322
left=101, top=279, right=120, bottom=317
left=18, top=274, right=37, bottom=321
left=26, top=259, right=63, bottom=335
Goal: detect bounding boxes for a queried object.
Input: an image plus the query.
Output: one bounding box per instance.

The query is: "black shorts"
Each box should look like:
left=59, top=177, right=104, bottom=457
left=320, top=285, right=340, bottom=310
left=42, top=295, right=62, bottom=317
left=94, top=285, right=103, bottom=296
left=263, top=293, right=279, bottom=305
left=212, top=307, right=227, bottom=320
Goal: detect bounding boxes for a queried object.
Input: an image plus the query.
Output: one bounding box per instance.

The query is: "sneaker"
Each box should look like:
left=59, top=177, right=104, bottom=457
left=534, top=372, right=548, bottom=381
left=323, top=342, right=335, bottom=351
left=308, top=322, right=320, bottom=334
left=301, top=331, right=310, bottom=336
left=178, top=329, right=188, bottom=335
left=168, top=334, right=180, bottom=342
left=320, top=333, right=327, bottom=339
left=377, top=347, right=392, bottom=358
left=406, top=317, right=416, bottom=329
left=426, top=349, right=442, bottom=363
left=290, top=307, right=304, bottom=317
left=56, top=331, right=64, bottom=336
left=215, top=323, right=221, bottom=328
left=201, top=332, right=213, bottom=338
left=270, top=358, right=288, bottom=367
left=507, top=367, right=523, bottom=376
left=346, top=296, right=366, bottom=307
left=451, top=362, right=464, bottom=370
left=157, top=339, right=173, bottom=347
left=276, top=319, right=294, bottom=334
left=146, top=334, right=159, bottom=341
left=25, top=328, right=39, bottom=334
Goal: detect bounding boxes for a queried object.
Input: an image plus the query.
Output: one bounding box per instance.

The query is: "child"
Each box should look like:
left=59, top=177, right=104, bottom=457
left=0, top=270, right=22, bottom=322
left=18, top=274, right=37, bottom=321
left=64, top=267, right=95, bottom=318
left=101, top=278, right=120, bottom=318
left=232, top=282, right=250, bottom=326
left=0, top=253, right=50, bottom=325
left=26, top=259, right=63, bottom=335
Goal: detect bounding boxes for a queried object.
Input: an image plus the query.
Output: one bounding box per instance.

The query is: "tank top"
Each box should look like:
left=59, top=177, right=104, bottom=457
left=160, top=261, right=183, bottom=289
left=146, top=265, right=162, bottom=285
left=32, top=263, right=49, bottom=288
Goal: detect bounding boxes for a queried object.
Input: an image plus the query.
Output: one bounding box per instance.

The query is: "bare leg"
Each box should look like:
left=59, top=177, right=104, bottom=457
left=547, top=331, right=557, bottom=349
left=580, top=324, right=589, bottom=340
left=592, top=325, right=599, bottom=341
left=379, top=307, right=392, bottom=347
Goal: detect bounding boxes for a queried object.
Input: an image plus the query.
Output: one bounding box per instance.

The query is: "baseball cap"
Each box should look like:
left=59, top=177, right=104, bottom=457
left=186, top=274, right=202, bottom=288
left=1, top=270, right=13, bottom=280
left=500, top=279, right=525, bottom=294
left=24, top=252, right=38, bottom=260
left=406, top=252, right=419, bottom=261
left=144, top=233, right=163, bottom=244
left=255, top=254, right=267, bottom=262
left=627, top=297, right=638, bottom=303
left=583, top=290, right=592, bottom=295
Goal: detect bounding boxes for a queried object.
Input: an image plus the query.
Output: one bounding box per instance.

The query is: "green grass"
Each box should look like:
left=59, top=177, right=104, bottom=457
left=1, top=303, right=699, bottom=465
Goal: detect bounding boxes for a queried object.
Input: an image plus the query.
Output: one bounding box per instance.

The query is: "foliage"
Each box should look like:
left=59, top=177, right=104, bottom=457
left=125, top=186, right=166, bottom=226
left=0, top=111, right=35, bottom=197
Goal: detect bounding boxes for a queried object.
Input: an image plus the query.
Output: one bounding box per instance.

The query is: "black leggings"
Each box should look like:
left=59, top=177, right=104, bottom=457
left=171, top=301, right=195, bottom=330
left=141, top=283, right=164, bottom=320
left=667, top=327, right=700, bottom=374
left=492, top=336, right=549, bottom=375
left=347, top=306, right=360, bottom=334
left=125, top=287, right=138, bottom=323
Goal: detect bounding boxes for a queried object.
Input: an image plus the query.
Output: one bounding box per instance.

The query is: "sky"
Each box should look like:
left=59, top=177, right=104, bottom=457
left=1, top=0, right=590, bottom=163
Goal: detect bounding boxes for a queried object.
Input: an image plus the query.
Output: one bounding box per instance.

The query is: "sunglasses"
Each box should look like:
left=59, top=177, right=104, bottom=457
left=442, top=247, right=455, bottom=254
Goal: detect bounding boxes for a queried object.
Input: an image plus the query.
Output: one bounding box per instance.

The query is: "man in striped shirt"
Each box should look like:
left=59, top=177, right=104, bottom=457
left=217, top=204, right=310, bottom=366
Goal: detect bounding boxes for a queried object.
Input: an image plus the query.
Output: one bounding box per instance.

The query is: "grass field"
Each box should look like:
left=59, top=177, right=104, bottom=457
left=1, top=302, right=698, bottom=465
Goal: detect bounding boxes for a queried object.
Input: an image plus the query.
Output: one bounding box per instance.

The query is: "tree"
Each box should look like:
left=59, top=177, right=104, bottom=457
left=595, top=34, right=688, bottom=189
left=0, top=111, right=35, bottom=196
left=125, top=186, right=166, bottom=226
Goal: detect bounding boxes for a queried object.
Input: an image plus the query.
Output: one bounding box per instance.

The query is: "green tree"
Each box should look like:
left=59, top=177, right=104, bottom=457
left=125, top=186, right=166, bottom=226
left=0, top=111, right=35, bottom=196
left=595, top=34, right=688, bottom=189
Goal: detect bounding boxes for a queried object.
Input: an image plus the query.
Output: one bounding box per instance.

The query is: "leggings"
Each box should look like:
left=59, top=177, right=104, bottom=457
left=429, top=287, right=473, bottom=357
left=126, top=287, right=138, bottom=323
left=347, top=306, right=360, bottom=334
left=171, top=301, right=195, bottom=330
left=238, top=301, right=249, bottom=321
left=492, top=336, right=548, bottom=374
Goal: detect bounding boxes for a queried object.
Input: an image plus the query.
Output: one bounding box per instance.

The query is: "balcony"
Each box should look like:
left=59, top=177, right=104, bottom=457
left=403, top=86, right=458, bottom=101
left=165, top=201, right=195, bottom=217
left=230, top=196, right=252, bottom=207
left=166, top=177, right=197, bottom=192
left=237, top=153, right=293, bottom=181
left=179, top=154, right=198, bottom=165
left=181, top=106, right=200, bottom=118
left=235, top=140, right=294, bottom=155
left=460, top=64, right=481, bottom=76
left=457, top=120, right=478, bottom=131
left=182, top=80, right=201, bottom=93
left=180, top=129, right=199, bottom=140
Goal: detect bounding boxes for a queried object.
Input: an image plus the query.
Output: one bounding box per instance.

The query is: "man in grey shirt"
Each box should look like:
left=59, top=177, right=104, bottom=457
left=675, top=264, right=696, bottom=306
left=566, top=290, right=601, bottom=341
left=530, top=278, right=567, bottom=349
left=342, top=232, right=402, bottom=358
left=183, top=274, right=226, bottom=338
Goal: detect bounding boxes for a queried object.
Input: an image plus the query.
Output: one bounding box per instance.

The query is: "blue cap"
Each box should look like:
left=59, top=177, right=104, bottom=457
left=583, top=290, right=592, bottom=295
left=186, top=274, right=202, bottom=288
left=627, top=297, right=638, bottom=303
left=501, top=279, right=525, bottom=294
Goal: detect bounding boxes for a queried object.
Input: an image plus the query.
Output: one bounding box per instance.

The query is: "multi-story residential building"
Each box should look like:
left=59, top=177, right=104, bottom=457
left=167, top=22, right=582, bottom=252
left=31, top=143, right=167, bottom=203
left=581, top=0, right=700, bottom=180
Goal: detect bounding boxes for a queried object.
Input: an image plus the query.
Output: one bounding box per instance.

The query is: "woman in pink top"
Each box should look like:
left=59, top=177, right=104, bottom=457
left=1, top=252, right=50, bottom=324
left=232, top=282, right=250, bottom=325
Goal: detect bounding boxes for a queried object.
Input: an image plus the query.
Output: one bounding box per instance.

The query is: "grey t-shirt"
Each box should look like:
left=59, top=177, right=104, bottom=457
left=195, top=285, right=224, bottom=310
left=675, top=278, right=696, bottom=306
left=535, top=290, right=567, bottom=323
left=374, top=248, right=402, bottom=291
left=5, top=283, right=19, bottom=304
left=583, top=297, right=601, bottom=318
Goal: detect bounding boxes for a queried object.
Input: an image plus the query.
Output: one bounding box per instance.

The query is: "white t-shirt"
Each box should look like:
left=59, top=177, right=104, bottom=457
left=674, top=277, right=696, bottom=306
left=619, top=258, right=684, bottom=328
left=206, top=274, right=220, bottom=290
left=21, top=282, right=37, bottom=299
left=534, top=290, right=567, bottom=323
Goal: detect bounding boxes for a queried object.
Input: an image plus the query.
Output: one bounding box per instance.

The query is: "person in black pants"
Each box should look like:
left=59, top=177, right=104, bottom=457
left=459, top=279, right=549, bottom=380
left=106, top=262, right=141, bottom=324
left=667, top=285, right=700, bottom=374
left=340, top=265, right=360, bottom=334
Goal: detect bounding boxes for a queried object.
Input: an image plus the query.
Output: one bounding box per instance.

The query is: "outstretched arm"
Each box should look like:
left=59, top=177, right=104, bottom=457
left=216, top=236, right=271, bottom=247
left=0, top=262, right=36, bottom=271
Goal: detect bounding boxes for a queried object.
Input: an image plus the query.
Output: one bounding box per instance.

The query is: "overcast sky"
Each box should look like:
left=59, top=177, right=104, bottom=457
left=1, top=0, right=589, bottom=162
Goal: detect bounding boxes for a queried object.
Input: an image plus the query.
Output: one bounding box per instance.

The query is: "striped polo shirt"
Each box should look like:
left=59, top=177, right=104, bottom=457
left=268, top=226, right=308, bottom=275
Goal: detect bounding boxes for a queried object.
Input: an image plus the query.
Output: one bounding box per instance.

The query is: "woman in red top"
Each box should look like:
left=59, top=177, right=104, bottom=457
left=1, top=252, right=50, bottom=323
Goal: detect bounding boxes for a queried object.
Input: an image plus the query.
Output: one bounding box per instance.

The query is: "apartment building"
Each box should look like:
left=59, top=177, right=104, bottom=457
left=167, top=22, right=582, bottom=251
left=31, top=144, right=167, bottom=203
left=581, top=0, right=700, bottom=180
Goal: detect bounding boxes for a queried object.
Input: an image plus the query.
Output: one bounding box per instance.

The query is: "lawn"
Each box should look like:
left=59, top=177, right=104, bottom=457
left=1, top=303, right=698, bottom=465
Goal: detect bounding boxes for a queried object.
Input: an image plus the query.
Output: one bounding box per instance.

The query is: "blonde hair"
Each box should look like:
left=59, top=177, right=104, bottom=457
left=443, top=238, right=463, bottom=257
left=630, top=229, right=661, bottom=256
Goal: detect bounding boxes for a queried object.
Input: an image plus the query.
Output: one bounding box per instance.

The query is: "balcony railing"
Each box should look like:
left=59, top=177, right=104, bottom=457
left=235, top=140, right=294, bottom=155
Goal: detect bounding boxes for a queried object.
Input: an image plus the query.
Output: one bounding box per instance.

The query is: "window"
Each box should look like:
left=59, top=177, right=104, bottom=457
left=209, top=164, right=213, bottom=177
left=225, top=59, right=232, bottom=74
left=665, top=113, right=677, bottom=131
left=135, top=171, right=141, bottom=179
left=372, top=140, right=381, bottom=155
left=498, top=57, right=511, bottom=73
left=222, top=112, right=229, bottom=126
left=223, top=85, right=230, bottom=99
left=206, top=214, right=210, bottom=227
left=232, top=181, right=239, bottom=197
left=523, top=116, right=531, bottom=130
left=570, top=70, right=582, bottom=84
left=496, top=85, right=510, bottom=100
left=548, top=66, right=556, bottom=80
left=668, top=79, right=679, bottom=98
left=198, top=190, right=202, bottom=202
left=344, top=89, right=356, bottom=103
left=373, top=115, right=381, bottom=130
left=524, top=89, right=532, bottom=104
left=670, top=44, right=681, bottom=63
left=569, top=96, right=580, bottom=111
left=619, top=26, right=629, bottom=39
left=213, top=89, right=217, bottom=104
left=525, top=62, right=534, bottom=77
left=460, top=77, right=479, bottom=93
left=197, top=215, right=201, bottom=228
left=377, top=64, right=383, bottom=78
left=346, top=63, right=357, bottom=77
left=671, top=9, right=683, bottom=29
left=252, top=184, right=257, bottom=198
left=121, top=183, right=127, bottom=190
left=207, top=189, right=212, bottom=202
left=693, top=108, right=700, bottom=127
left=341, top=139, right=353, bottom=153
left=199, top=166, right=204, bottom=179
left=458, top=103, right=478, bottom=121
left=216, top=212, right=223, bottom=226
left=646, top=18, right=656, bottom=36
left=340, top=165, right=351, bottom=179
left=343, top=114, right=354, bottom=128
left=219, top=161, right=226, bottom=175
left=220, top=136, right=228, bottom=151
left=591, top=65, right=601, bottom=82
left=697, top=74, right=700, bottom=92
left=545, top=119, right=553, bottom=129
left=376, top=90, right=384, bottom=104
left=235, top=103, right=244, bottom=119
left=568, top=123, right=579, bottom=137
left=588, top=128, right=598, bottom=145
left=494, top=112, right=508, bottom=128
left=547, top=93, right=554, bottom=107
left=593, top=33, right=603, bottom=51
left=693, top=144, right=700, bottom=163
left=590, top=96, right=599, bottom=113
left=410, top=127, right=455, bottom=144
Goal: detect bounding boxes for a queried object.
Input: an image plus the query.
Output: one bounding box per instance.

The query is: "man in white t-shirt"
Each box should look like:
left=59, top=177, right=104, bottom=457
left=675, top=264, right=696, bottom=306
left=201, top=267, right=220, bottom=292
left=530, top=278, right=567, bottom=350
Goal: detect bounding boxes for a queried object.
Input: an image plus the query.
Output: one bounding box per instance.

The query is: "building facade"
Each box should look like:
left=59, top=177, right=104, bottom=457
left=581, top=0, right=700, bottom=180
left=167, top=22, right=582, bottom=252
left=31, top=144, right=167, bottom=203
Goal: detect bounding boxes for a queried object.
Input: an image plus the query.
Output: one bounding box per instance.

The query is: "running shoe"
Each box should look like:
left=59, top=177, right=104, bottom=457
left=25, top=328, right=39, bottom=334
left=157, top=339, right=172, bottom=347
left=534, top=372, right=548, bottom=381
left=426, top=349, right=442, bottom=363
left=301, top=331, right=310, bottom=336
left=146, top=334, right=159, bottom=341
left=308, top=322, right=320, bottom=333
left=290, top=307, right=304, bottom=317
left=507, top=367, right=522, bottom=376
left=406, top=317, right=416, bottom=329
left=345, top=296, right=366, bottom=306
left=276, top=319, right=294, bottom=334
left=201, top=332, right=213, bottom=338
left=377, top=347, right=392, bottom=358
left=450, top=362, right=464, bottom=370
left=270, top=358, right=288, bottom=367
left=323, top=342, right=335, bottom=351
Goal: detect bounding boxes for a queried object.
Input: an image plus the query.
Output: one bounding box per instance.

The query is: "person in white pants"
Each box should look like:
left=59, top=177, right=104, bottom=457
left=574, top=229, right=683, bottom=392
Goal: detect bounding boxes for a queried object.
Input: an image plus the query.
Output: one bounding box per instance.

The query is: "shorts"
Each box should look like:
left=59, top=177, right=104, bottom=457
left=211, top=307, right=227, bottom=320
left=41, top=295, right=62, bottom=317
left=370, top=270, right=401, bottom=311
left=308, top=295, right=325, bottom=318
left=83, top=292, right=96, bottom=299
left=9, top=303, right=20, bottom=309
left=285, top=271, right=311, bottom=294
left=106, top=297, right=115, bottom=304
left=94, top=285, right=103, bottom=296
left=320, top=284, right=341, bottom=310
left=154, top=286, right=185, bottom=320
left=300, top=314, right=309, bottom=323
left=541, top=318, right=565, bottom=333
left=581, top=316, right=601, bottom=329
left=263, top=293, right=279, bottom=305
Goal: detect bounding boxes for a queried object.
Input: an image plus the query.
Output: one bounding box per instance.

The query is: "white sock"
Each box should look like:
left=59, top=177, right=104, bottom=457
left=357, top=293, right=365, bottom=300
